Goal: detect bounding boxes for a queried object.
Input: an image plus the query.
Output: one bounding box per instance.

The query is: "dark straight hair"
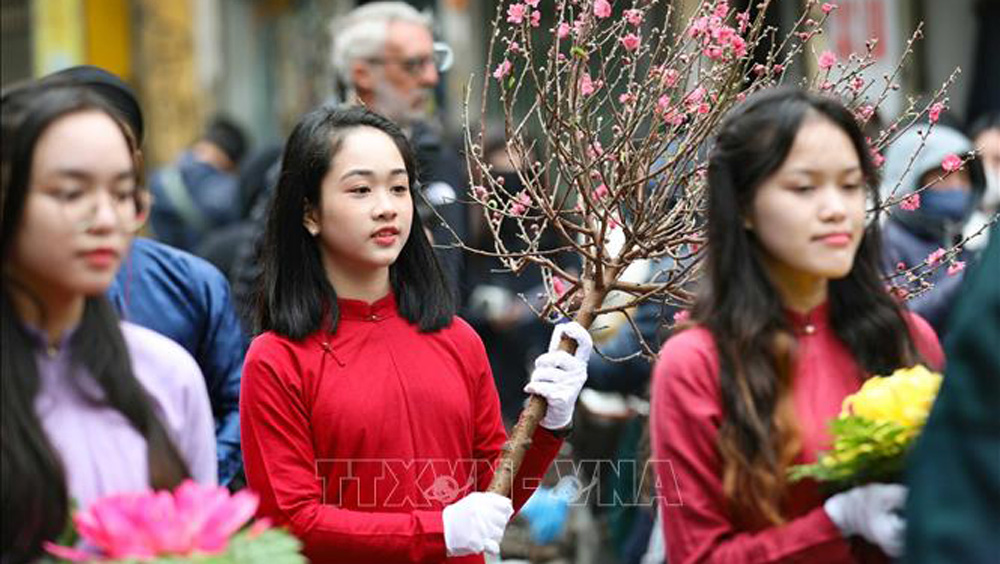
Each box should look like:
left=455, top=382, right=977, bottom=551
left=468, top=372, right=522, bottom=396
left=697, top=86, right=921, bottom=525
left=1, top=84, right=189, bottom=563
left=255, top=105, right=454, bottom=339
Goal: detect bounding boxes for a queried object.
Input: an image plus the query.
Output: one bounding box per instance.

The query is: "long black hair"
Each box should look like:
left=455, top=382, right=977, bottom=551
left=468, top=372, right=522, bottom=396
left=697, top=86, right=921, bottom=524
left=255, top=106, right=454, bottom=339
left=1, top=84, right=189, bottom=562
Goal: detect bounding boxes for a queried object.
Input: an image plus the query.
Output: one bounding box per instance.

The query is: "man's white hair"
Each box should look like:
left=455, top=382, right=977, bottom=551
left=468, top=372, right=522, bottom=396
left=329, top=2, right=432, bottom=92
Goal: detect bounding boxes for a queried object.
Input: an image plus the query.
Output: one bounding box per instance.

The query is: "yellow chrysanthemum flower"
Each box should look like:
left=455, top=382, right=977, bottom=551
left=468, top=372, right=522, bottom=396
left=841, top=365, right=942, bottom=429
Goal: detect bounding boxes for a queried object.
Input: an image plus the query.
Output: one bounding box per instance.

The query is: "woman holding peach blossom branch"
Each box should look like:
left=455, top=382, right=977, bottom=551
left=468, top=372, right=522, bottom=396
left=241, top=106, right=591, bottom=563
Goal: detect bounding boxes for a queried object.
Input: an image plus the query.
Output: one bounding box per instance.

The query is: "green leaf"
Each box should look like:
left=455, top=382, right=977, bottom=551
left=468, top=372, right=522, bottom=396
left=570, top=46, right=588, bottom=58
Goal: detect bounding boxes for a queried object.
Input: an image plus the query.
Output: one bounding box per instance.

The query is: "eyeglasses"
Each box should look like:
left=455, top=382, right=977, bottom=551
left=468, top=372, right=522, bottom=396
left=42, top=186, right=146, bottom=233
left=366, top=42, right=454, bottom=77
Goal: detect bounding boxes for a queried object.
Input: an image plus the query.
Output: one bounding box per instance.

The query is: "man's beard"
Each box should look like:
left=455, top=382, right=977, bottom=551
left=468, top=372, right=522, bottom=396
left=372, top=81, right=433, bottom=127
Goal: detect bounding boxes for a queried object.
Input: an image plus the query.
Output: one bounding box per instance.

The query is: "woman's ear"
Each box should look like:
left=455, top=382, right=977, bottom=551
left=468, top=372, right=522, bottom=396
left=303, top=202, right=320, bottom=236
left=134, top=190, right=153, bottom=231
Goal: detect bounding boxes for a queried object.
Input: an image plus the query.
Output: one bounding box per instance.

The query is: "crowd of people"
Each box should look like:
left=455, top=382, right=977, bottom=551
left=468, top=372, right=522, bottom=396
left=2, top=2, right=998, bottom=563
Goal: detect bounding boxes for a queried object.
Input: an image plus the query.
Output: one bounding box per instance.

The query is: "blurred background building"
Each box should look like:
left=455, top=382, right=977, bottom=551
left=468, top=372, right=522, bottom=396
left=2, top=0, right=997, bottom=167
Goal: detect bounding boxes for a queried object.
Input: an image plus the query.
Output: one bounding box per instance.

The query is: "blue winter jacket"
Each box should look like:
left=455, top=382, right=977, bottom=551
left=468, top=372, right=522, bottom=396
left=107, top=237, right=246, bottom=485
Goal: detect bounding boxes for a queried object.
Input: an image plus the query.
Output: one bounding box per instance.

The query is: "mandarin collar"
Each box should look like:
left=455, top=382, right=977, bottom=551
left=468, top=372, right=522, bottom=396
left=21, top=321, right=78, bottom=358
left=337, top=292, right=397, bottom=322
left=784, top=301, right=829, bottom=337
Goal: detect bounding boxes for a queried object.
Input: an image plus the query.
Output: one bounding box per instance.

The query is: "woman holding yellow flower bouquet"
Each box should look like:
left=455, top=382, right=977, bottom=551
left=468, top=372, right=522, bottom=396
left=650, top=88, right=944, bottom=563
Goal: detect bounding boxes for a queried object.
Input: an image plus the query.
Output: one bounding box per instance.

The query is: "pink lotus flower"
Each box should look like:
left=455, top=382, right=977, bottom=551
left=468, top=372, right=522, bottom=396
left=594, top=0, right=612, bottom=19
left=947, top=261, right=965, bottom=276
left=900, top=193, right=921, bottom=211
left=928, top=102, right=944, bottom=123
left=494, top=59, right=513, bottom=80
left=624, top=9, right=643, bottom=26
left=818, top=50, right=837, bottom=70
left=47, top=480, right=260, bottom=561
left=620, top=33, right=641, bottom=52
left=507, top=3, right=527, bottom=24
left=822, top=3, right=838, bottom=14
left=925, top=247, right=947, bottom=266
left=942, top=154, right=962, bottom=172
left=556, top=22, right=571, bottom=39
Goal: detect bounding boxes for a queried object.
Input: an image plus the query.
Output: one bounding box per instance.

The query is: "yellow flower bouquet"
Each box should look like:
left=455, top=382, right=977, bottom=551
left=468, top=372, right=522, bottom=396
left=789, top=365, right=942, bottom=488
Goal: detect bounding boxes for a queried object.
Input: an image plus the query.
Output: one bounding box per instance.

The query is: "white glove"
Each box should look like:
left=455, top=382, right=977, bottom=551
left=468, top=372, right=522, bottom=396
left=442, top=492, right=514, bottom=557
left=824, top=483, right=907, bottom=558
left=523, top=321, right=593, bottom=430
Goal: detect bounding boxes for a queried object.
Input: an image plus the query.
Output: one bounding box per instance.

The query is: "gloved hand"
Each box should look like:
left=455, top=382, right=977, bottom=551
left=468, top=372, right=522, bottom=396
left=442, top=492, right=514, bottom=557
left=824, top=483, right=907, bottom=558
left=523, top=321, right=593, bottom=430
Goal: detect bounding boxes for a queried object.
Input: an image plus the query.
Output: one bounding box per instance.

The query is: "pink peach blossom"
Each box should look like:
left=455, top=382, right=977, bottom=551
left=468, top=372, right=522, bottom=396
left=822, top=3, right=838, bottom=13
left=579, top=73, right=596, bottom=96
left=947, top=261, right=965, bottom=276
left=625, top=9, right=643, bottom=26
left=736, top=11, right=750, bottom=32
left=729, top=35, right=747, bottom=58
left=942, top=154, right=963, bottom=172
left=673, top=310, right=691, bottom=324
left=925, top=247, right=947, bottom=266
left=900, top=193, right=921, bottom=211
left=594, top=0, right=612, bottom=19
left=507, top=3, right=527, bottom=24
left=661, top=68, right=680, bottom=87
left=493, top=59, right=513, bottom=80
left=928, top=102, right=945, bottom=123
left=553, top=276, right=569, bottom=297
left=556, top=22, right=571, bottom=39
left=620, top=33, right=641, bottom=52
left=530, top=10, right=541, bottom=27
left=525, top=0, right=540, bottom=7
left=818, top=50, right=837, bottom=70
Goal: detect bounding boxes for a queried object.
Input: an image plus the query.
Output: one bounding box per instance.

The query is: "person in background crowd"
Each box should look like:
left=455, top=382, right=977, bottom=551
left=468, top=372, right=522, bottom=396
left=330, top=1, right=468, bottom=299
left=879, top=122, right=985, bottom=337
left=240, top=106, right=591, bottom=562
left=962, top=111, right=1000, bottom=250
left=1, top=82, right=215, bottom=562
left=651, top=87, right=943, bottom=563
left=39, top=65, right=247, bottom=487
left=149, top=115, right=249, bottom=252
